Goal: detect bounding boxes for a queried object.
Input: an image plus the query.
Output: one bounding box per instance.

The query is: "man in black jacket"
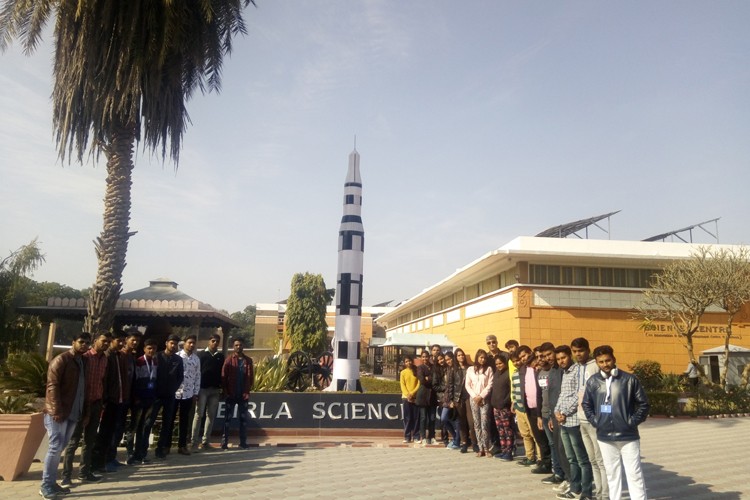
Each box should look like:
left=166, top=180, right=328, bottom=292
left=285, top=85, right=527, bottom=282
left=191, top=333, right=225, bottom=450
left=582, top=345, right=649, bottom=500
left=145, top=334, right=184, bottom=459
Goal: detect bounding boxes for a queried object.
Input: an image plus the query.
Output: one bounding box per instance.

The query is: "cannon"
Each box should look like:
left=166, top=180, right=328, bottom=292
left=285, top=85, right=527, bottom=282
left=285, top=350, right=334, bottom=392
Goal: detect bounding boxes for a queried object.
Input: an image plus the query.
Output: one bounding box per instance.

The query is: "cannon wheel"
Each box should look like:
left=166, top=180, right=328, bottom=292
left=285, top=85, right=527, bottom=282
left=286, top=351, right=312, bottom=392
left=314, top=351, right=334, bottom=390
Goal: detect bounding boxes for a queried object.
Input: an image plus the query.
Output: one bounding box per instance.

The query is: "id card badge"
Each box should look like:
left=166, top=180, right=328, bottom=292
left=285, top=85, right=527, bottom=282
left=600, top=404, right=612, bottom=414
left=146, top=380, right=155, bottom=390
left=539, top=378, right=548, bottom=388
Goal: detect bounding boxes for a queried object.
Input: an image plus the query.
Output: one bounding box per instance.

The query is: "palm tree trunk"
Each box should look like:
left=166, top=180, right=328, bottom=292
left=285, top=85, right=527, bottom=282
left=84, top=123, right=136, bottom=334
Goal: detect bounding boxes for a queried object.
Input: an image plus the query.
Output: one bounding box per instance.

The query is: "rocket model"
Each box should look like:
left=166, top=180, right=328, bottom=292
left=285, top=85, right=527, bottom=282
left=329, top=148, right=364, bottom=392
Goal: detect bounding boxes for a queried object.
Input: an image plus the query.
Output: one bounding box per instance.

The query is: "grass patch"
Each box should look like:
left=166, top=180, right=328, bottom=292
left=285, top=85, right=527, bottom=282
left=360, top=376, right=400, bottom=394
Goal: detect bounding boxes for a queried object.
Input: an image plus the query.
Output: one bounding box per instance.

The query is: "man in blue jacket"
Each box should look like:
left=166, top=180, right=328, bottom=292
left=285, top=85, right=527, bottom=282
left=582, top=345, right=649, bottom=500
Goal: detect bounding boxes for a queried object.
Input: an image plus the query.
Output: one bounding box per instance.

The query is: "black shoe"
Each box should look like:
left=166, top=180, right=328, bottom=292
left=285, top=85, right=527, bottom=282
left=238, top=444, right=250, bottom=450
left=59, top=477, right=72, bottom=489
left=531, top=465, right=552, bottom=474
left=471, top=444, right=479, bottom=453
left=459, top=445, right=468, bottom=453
left=78, top=473, right=103, bottom=483
left=542, top=474, right=564, bottom=485
left=516, top=457, right=536, bottom=466
left=52, top=483, right=71, bottom=495
left=155, top=450, right=166, bottom=459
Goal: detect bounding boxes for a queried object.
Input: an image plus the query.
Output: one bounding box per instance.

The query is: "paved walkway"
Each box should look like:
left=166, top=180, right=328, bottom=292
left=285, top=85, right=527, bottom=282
left=3, top=418, right=749, bottom=499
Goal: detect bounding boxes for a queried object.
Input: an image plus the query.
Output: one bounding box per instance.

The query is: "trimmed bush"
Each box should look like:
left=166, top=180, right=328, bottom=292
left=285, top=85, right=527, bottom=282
left=647, top=391, right=680, bottom=416
left=629, top=360, right=663, bottom=391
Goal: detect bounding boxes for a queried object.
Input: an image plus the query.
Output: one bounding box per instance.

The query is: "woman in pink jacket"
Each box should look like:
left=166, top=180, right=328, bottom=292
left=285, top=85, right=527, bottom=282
left=465, top=349, right=493, bottom=457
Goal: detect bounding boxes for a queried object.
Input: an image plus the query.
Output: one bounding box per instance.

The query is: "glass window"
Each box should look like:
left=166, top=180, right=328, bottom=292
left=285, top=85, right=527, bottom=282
left=548, top=266, right=561, bottom=285
left=588, top=268, right=600, bottom=286
left=562, top=267, right=573, bottom=285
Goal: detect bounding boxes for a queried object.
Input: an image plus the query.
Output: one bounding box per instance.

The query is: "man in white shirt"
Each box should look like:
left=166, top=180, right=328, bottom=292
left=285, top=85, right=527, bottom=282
left=174, top=335, right=201, bottom=455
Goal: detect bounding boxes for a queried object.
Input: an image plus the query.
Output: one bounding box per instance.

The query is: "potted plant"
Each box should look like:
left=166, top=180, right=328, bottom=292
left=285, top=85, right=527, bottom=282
left=0, top=352, right=48, bottom=481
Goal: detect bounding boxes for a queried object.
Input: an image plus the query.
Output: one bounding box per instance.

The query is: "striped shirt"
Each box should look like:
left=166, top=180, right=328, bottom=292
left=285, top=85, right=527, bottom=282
left=511, top=370, right=525, bottom=413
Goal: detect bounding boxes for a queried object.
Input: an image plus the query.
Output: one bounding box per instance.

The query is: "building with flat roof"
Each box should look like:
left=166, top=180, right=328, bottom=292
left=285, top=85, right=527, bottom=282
left=375, top=236, right=750, bottom=377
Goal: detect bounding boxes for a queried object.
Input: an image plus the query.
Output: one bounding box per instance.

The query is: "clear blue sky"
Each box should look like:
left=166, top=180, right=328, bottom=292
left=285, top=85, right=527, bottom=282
left=1, top=1, right=749, bottom=313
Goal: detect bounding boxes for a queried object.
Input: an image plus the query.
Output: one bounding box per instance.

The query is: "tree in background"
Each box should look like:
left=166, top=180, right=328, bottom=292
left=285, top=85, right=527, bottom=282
left=637, top=247, right=750, bottom=388
left=710, top=247, right=750, bottom=388
left=231, top=305, right=256, bottom=348
left=285, top=273, right=333, bottom=354
left=1, top=0, right=255, bottom=334
left=0, top=239, right=45, bottom=359
left=636, top=247, right=719, bottom=384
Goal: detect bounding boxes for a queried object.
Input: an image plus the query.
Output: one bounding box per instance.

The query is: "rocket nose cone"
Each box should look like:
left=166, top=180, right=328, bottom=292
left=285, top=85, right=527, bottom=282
left=346, top=150, right=361, bottom=184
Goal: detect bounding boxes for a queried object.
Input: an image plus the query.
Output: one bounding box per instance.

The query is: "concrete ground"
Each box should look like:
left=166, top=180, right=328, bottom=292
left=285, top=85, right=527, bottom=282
left=2, top=417, right=749, bottom=499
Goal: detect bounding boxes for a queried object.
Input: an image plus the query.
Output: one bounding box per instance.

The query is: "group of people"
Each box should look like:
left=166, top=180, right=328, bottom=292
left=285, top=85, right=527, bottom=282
left=399, top=336, right=650, bottom=500
left=40, top=330, right=255, bottom=499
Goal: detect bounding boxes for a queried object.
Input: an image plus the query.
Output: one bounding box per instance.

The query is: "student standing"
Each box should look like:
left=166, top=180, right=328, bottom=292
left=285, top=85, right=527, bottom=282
left=465, top=349, right=492, bottom=457
left=399, top=354, right=420, bottom=443
left=582, top=345, right=650, bottom=500
left=39, top=333, right=91, bottom=499
left=221, top=337, right=254, bottom=449
left=192, top=333, right=224, bottom=450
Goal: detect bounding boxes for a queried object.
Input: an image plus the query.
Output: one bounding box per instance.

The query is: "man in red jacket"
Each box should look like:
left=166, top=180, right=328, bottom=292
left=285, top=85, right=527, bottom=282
left=221, top=337, right=254, bottom=449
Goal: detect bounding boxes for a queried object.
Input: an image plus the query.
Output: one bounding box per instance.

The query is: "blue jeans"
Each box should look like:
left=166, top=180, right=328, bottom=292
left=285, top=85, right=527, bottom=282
left=42, top=414, right=78, bottom=488
left=222, top=398, right=250, bottom=447
left=418, top=405, right=436, bottom=441
left=561, top=425, right=593, bottom=497
left=402, top=399, right=419, bottom=441
left=543, top=415, right=565, bottom=478
left=192, top=387, right=221, bottom=446
left=440, top=407, right=460, bottom=446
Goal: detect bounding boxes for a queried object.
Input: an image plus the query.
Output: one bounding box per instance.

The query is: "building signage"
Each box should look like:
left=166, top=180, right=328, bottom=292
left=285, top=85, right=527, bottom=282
left=642, top=322, right=741, bottom=340
left=213, top=392, right=403, bottom=429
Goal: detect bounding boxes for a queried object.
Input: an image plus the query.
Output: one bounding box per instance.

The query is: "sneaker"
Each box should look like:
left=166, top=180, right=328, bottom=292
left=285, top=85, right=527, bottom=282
left=531, top=464, right=552, bottom=474
left=110, top=460, right=126, bottom=467
left=553, top=480, right=571, bottom=493
left=498, top=452, right=514, bottom=461
left=472, top=444, right=480, bottom=453
left=516, top=457, right=536, bottom=466
left=105, top=463, right=118, bottom=473
left=542, top=475, right=564, bottom=485
left=459, top=445, right=468, bottom=453
left=78, top=473, right=103, bottom=483
left=446, top=443, right=460, bottom=450
left=199, top=442, right=213, bottom=450
left=59, top=477, right=72, bottom=489
left=238, top=444, right=250, bottom=450
left=38, top=486, right=58, bottom=499
left=52, top=483, right=71, bottom=495
left=177, top=447, right=191, bottom=456
left=556, top=492, right=581, bottom=499
left=425, top=439, right=433, bottom=445
left=413, top=439, right=422, bottom=444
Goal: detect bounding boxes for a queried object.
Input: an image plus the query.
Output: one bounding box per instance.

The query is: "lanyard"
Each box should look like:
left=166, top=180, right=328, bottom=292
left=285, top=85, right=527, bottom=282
left=145, top=357, right=154, bottom=379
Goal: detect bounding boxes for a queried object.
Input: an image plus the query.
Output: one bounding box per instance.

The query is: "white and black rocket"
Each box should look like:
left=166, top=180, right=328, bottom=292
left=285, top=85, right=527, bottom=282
left=330, top=148, right=364, bottom=392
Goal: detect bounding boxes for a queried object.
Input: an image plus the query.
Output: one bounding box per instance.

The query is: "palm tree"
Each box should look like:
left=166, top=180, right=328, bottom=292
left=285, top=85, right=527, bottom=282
left=1, top=0, right=254, bottom=333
